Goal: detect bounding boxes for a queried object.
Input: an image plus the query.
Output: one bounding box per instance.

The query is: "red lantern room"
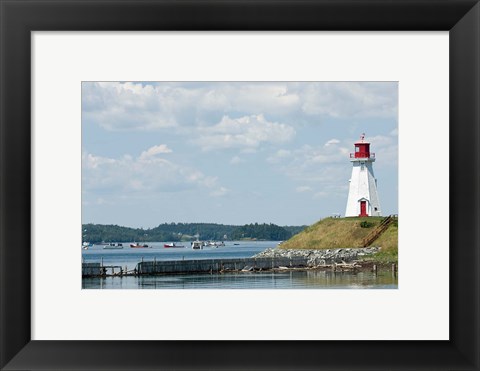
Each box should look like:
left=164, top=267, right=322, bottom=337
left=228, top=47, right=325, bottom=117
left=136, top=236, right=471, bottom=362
left=350, top=133, right=374, bottom=159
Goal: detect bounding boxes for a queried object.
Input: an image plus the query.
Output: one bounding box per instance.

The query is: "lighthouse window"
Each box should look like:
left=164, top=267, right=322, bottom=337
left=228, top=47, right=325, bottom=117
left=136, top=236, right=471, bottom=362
left=355, top=147, right=360, bottom=152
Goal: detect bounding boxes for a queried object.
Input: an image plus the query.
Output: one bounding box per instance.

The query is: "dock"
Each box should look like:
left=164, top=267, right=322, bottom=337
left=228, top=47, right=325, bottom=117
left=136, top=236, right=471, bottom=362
left=82, top=256, right=369, bottom=278
left=82, top=256, right=308, bottom=277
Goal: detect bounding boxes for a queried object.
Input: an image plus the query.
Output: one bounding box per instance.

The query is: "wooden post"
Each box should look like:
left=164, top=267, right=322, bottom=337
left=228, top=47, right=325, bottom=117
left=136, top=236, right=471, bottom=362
left=373, top=264, right=377, bottom=274
left=332, top=264, right=336, bottom=273
left=392, top=263, right=396, bottom=274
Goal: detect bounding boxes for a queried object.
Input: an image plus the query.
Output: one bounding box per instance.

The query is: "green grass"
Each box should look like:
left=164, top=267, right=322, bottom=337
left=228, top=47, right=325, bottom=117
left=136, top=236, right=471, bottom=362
left=279, top=216, right=398, bottom=264
left=280, top=216, right=386, bottom=249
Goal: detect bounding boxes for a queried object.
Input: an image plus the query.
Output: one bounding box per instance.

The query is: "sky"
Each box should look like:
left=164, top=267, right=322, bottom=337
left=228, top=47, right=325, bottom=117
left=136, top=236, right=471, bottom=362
left=82, top=81, right=398, bottom=228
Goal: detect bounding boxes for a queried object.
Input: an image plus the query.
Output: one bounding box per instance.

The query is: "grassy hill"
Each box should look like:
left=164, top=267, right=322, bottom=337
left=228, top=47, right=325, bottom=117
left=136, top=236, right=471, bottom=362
left=279, top=216, right=398, bottom=263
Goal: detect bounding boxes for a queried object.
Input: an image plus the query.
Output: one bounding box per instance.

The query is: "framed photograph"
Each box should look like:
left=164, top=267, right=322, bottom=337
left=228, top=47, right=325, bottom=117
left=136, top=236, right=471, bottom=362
left=1, top=0, right=479, bottom=370
left=80, top=80, right=399, bottom=291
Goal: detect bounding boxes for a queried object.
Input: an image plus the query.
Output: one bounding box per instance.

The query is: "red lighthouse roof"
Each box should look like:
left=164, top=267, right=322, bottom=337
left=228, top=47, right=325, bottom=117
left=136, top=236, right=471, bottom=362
left=350, top=133, right=375, bottom=159
left=355, top=133, right=368, bottom=144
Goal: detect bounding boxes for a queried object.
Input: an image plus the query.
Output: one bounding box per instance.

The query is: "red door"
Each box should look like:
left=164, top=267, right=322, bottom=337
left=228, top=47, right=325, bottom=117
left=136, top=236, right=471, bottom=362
left=359, top=201, right=368, bottom=217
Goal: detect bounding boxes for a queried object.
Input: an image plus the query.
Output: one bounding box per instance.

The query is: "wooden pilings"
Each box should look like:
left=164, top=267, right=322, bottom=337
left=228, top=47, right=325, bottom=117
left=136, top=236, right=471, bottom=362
left=82, top=257, right=396, bottom=278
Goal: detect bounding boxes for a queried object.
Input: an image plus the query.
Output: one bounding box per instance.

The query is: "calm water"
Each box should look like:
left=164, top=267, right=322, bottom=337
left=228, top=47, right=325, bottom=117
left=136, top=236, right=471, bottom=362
left=82, top=240, right=273, bottom=271
left=82, top=241, right=398, bottom=289
left=83, top=270, right=397, bottom=289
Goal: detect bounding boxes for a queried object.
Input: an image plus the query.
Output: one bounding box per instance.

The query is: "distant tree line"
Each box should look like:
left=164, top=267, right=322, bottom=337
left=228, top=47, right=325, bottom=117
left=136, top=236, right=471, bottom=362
left=230, top=223, right=292, bottom=241
left=150, top=223, right=237, bottom=241
left=82, top=224, right=179, bottom=244
left=82, top=222, right=307, bottom=243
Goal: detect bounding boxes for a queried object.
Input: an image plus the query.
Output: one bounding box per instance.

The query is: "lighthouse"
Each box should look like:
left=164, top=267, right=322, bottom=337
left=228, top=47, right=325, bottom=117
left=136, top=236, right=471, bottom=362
left=345, top=134, right=381, bottom=217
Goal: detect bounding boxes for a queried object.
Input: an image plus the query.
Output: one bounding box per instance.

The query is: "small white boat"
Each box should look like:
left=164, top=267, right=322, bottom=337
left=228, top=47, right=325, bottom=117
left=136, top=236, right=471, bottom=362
left=191, top=240, right=203, bottom=250
left=103, top=243, right=124, bottom=250
left=208, top=241, right=225, bottom=248
left=82, top=242, right=93, bottom=250
left=164, top=243, right=185, bottom=248
left=130, top=243, right=150, bottom=248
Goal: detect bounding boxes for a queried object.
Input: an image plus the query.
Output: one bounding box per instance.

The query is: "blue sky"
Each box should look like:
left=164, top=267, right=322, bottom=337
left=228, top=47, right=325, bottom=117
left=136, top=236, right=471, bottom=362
left=82, top=82, right=398, bottom=228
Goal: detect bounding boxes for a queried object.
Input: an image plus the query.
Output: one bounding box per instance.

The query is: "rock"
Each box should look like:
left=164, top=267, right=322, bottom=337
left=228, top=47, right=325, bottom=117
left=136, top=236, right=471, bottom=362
left=252, top=246, right=381, bottom=264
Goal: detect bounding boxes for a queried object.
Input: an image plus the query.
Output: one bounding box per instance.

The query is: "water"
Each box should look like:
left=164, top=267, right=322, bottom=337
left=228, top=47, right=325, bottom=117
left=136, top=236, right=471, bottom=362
left=82, top=240, right=273, bottom=271
left=82, top=270, right=397, bottom=289
left=82, top=241, right=398, bottom=289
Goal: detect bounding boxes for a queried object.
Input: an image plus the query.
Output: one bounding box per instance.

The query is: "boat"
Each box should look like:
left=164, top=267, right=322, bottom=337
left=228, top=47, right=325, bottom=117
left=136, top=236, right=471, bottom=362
left=191, top=240, right=203, bottom=250
left=207, top=241, right=225, bottom=248
left=103, top=243, right=123, bottom=250
left=82, top=242, right=93, bottom=250
left=130, top=243, right=149, bottom=248
left=164, top=243, right=185, bottom=248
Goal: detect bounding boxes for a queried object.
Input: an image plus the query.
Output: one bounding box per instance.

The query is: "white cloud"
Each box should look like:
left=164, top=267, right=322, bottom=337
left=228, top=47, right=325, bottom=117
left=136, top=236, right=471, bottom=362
left=198, top=114, right=295, bottom=151
left=82, top=82, right=301, bottom=132
left=139, top=144, right=172, bottom=161
left=325, top=139, right=340, bottom=146
left=83, top=153, right=116, bottom=169
left=82, top=148, right=225, bottom=198
left=300, top=82, right=397, bottom=118
left=230, top=156, right=245, bottom=165
left=82, top=82, right=397, bottom=133
left=217, top=83, right=301, bottom=114
left=82, top=82, right=179, bottom=131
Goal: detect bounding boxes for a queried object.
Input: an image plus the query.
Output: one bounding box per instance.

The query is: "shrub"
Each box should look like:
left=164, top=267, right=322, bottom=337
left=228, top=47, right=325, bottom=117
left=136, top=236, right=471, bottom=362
left=360, top=221, right=374, bottom=228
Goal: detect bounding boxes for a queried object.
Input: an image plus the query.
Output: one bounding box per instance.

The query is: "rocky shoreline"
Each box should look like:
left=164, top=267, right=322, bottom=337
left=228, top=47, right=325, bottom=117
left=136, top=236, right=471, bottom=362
left=253, top=247, right=381, bottom=267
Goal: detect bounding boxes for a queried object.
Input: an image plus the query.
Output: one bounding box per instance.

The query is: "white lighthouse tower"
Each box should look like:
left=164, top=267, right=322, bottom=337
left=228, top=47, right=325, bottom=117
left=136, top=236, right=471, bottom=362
left=345, top=134, right=381, bottom=217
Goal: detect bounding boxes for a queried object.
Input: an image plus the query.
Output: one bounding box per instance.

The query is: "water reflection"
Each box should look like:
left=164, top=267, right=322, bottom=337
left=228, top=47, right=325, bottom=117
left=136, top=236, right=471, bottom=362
left=82, top=270, right=398, bottom=289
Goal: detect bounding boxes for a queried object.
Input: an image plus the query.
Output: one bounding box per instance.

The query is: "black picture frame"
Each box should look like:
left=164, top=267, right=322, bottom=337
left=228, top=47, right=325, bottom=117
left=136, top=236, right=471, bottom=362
left=1, top=1, right=479, bottom=370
